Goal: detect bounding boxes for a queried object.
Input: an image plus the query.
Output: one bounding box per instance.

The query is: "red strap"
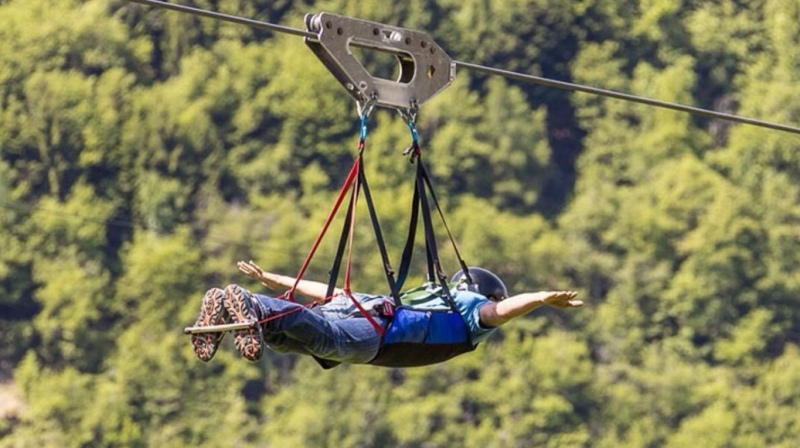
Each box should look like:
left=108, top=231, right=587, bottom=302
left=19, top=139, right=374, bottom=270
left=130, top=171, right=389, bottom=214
left=256, top=301, right=313, bottom=325
left=279, top=135, right=385, bottom=335
left=341, top=158, right=385, bottom=335
left=254, top=291, right=384, bottom=337
left=344, top=290, right=385, bottom=335
left=287, top=158, right=360, bottom=301
left=343, top=159, right=360, bottom=293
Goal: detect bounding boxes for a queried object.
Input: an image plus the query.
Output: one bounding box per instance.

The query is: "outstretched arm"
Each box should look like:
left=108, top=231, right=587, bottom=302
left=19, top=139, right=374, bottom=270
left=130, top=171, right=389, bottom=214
left=479, top=291, right=582, bottom=327
left=237, top=260, right=342, bottom=301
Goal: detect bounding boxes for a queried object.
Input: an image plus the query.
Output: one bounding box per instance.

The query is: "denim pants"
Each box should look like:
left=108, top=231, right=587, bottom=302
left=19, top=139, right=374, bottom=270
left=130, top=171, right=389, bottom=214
left=251, top=294, right=386, bottom=364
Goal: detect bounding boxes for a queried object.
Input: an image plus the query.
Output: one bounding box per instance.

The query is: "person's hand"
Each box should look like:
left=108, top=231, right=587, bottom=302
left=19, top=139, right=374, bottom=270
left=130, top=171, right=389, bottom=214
left=237, top=260, right=280, bottom=289
left=237, top=260, right=264, bottom=280
left=541, top=291, right=582, bottom=308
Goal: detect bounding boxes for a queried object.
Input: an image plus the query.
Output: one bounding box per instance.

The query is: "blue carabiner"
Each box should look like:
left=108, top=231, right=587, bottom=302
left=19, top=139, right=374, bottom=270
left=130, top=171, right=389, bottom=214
left=406, top=119, right=420, bottom=145
left=360, top=113, right=368, bottom=141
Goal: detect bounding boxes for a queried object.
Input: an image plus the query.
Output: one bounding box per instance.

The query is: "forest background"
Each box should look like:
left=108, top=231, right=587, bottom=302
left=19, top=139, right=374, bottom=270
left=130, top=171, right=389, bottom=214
left=1, top=0, right=800, bottom=446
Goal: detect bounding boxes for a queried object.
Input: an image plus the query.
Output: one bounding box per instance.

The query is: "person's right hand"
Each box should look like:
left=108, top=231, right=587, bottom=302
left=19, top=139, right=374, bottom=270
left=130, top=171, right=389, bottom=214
left=237, top=260, right=280, bottom=289
left=237, top=260, right=261, bottom=279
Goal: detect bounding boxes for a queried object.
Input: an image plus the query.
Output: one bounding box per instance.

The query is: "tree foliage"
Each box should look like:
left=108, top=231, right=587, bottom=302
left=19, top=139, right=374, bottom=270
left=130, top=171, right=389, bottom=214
left=2, top=0, right=800, bottom=446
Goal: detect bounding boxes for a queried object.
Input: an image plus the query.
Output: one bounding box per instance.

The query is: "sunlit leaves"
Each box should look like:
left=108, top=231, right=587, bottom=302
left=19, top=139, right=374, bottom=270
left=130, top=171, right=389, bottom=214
left=4, top=0, right=800, bottom=446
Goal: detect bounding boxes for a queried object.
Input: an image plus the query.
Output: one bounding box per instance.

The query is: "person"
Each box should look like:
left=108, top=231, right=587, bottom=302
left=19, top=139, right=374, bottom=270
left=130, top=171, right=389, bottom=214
left=190, top=260, right=582, bottom=366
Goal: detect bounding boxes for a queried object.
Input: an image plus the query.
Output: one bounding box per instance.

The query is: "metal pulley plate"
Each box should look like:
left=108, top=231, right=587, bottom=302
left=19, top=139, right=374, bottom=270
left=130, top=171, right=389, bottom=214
left=304, top=12, right=455, bottom=111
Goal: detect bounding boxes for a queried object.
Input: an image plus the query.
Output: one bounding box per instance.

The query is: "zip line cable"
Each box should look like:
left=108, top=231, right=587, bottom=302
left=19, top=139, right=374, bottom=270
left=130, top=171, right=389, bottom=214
left=455, top=61, right=800, bottom=136
left=124, top=0, right=800, bottom=136
left=125, top=0, right=316, bottom=38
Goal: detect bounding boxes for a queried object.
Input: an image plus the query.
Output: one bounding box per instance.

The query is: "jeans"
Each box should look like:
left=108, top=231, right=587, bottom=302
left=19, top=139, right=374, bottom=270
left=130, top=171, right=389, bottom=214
left=251, top=294, right=387, bottom=364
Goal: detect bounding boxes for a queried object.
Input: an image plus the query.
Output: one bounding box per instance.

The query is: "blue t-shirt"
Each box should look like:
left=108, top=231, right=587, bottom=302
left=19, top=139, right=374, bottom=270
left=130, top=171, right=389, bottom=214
left=401, top=287, right=497, bottom=344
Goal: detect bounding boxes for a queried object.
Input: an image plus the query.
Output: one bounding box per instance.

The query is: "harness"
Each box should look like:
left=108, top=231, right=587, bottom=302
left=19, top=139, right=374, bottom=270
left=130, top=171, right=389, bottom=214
left=256, top=106, right=479, bottom=369
left=368, top=284, right=476, bottom=368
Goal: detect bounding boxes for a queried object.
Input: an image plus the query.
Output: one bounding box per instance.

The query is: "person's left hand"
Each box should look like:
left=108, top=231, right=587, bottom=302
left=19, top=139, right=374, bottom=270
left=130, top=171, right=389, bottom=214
left=542, top=291, right=583, bottom=308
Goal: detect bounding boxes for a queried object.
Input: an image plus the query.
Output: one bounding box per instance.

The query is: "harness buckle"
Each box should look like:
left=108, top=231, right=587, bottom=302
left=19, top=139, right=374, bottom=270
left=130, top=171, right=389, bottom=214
left=376, top=300, right=395, bottom=318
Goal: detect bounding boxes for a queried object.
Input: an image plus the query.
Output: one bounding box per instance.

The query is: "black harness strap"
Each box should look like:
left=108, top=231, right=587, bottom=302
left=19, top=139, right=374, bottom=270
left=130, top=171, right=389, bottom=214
left=415, top=159, right=458, bottom=309
left=395, top=180, right=419, bottom=292
left=325, top=156, right=402, bottom=308
left=395, top=160, right=438, bottom=293
left=326, top=190, right=355, bottom=299
left=417, top=160, right=473, bottom=285
left=359, top=160, right=402, bottom=305
left=394, top=117, right=477, bottom=311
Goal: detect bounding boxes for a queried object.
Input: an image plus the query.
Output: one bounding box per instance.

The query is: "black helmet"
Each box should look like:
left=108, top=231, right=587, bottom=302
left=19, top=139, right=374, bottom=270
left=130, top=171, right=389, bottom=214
left=450, top=267, right=508, bottom=301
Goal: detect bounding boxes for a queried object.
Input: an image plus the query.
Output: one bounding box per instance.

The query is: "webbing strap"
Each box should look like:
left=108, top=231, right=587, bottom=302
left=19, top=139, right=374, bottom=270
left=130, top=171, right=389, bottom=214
left=342, top=157, right=386, bottom=335
left=326, top=183, right=355, bottom=299
left=417, top=161, right=472, bottom=285
left=320, top=114, right=392, bottom=335
left=359, top=162, right=402, bottom=306
left=342, top=159, right=360, bottom=294
left=396, top=181, right=419, bottom=291
left=322, top=157, right=386, bottom=335
left=415, top=159, right=459, bottom=310
left=289, top=158, right=360, bottom=301
left=396, top=117, right=472, bottom=308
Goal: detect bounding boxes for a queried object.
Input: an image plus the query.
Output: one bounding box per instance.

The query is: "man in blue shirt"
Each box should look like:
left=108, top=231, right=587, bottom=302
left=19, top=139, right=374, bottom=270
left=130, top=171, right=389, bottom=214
left=191, top=261, right=582, bottom=366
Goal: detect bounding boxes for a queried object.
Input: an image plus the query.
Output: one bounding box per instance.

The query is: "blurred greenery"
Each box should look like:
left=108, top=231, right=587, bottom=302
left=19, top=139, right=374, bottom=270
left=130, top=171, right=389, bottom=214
left=1, top=0, right=800, bottom=446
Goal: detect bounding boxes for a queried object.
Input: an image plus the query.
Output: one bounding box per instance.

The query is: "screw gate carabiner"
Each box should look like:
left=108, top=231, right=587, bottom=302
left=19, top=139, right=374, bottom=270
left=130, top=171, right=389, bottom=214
left=359, top=113, right=369, bottom=142
left=402, top=116, right=421, bottom=163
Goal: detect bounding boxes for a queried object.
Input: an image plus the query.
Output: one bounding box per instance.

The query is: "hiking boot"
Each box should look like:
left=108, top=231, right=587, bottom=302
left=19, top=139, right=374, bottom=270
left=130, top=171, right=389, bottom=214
left=191, top=288, right=229, bottom=362
left=223, top=285, right=263, bottom=361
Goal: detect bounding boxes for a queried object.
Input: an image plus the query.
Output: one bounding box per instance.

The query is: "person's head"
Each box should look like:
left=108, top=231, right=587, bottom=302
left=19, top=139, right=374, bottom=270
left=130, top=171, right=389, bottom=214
left=450, top=267, right=508, bottom=302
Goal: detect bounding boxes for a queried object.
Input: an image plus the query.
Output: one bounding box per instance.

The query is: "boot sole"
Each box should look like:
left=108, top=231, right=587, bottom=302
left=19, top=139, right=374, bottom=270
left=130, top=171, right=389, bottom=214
left=191, top=288, right=228, bottom=362
left=224, top=285, right=263, bottom=361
